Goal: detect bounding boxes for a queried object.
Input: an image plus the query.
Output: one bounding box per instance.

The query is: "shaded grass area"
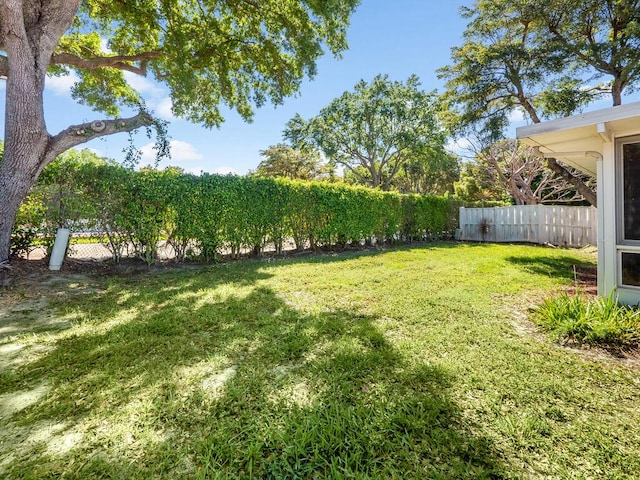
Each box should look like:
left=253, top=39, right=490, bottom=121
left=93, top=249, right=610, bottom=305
left=1, top=243, right=639, bottom=478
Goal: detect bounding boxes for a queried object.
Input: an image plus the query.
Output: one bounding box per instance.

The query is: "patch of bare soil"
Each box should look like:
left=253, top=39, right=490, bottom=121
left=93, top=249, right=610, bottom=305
left=556, top=339, right=640, bottom=367
left=1, top=241, right=393, bottom=290
left=564, top=265, right=598, bottom=297
left=0, top=256, right=194, bottom=290
left=511, top=314, right=640, bottom=371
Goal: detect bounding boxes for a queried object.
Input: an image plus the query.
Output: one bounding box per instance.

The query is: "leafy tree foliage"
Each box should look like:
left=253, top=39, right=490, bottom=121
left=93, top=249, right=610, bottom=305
left=391, top=150, right=460, bottom=195
left=284, top=74, right=449, bottom=190
left=438, top=0, right=640, bottom=206
left=252, top=144, right=331, bottom=181
left=439, top=1, right=596, bottom=140
left=539, top=0, right=640, bottom=106
left=454, top=161, right=508, bottom=203
left=0, top=0, right=360, bottom=263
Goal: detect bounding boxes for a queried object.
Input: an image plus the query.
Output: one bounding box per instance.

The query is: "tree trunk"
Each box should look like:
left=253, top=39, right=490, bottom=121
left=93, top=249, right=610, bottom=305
left=611, top=79, right=623, bottom=107
left=0, top=0, right=64, bottom=263
left=369, top=163, right=380, bottom=188
left=546, top=157, right=598, bottom=206
left=518, top=94, right=541, bottom=124
left=0, top=162, right=43, bottom=262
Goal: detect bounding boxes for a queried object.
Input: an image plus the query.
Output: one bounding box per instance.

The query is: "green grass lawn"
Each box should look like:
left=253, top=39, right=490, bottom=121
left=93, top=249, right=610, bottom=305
left=1, top=242, right=639, bottom=479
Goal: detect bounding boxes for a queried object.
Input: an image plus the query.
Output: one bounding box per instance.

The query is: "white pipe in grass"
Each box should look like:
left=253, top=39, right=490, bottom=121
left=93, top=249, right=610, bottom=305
left=49, top=228, right=70, bottom=271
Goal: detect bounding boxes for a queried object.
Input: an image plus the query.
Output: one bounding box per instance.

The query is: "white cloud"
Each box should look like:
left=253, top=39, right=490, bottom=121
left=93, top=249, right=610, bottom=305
left=154, top=96, right=175, bottom=120
left=45, top=71, right=80, bottom=95
left=212, top=166, right=238, bottom=175
left=507, top=108, right=526, bottom=123
left=123, top=71, right=164, bottom=96
left=139, top=143, right=158, bottom=163
left=170, top=140, right=204, bottom=162
left=140, top=140, right=203, bottom=163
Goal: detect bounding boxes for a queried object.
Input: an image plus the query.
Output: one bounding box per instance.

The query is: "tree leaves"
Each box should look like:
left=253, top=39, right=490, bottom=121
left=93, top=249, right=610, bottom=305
left=56, top=0, right=360, bottom=126
left=439, top=0, right=640, bottom=140
left=284, top=74, right=449, bottom=190
left=253, top=144, right=330, bottom=181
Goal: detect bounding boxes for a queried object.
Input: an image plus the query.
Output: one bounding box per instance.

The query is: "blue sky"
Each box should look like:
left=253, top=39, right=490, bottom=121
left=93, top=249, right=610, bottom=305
left=0, top=0, right=630, bottom=175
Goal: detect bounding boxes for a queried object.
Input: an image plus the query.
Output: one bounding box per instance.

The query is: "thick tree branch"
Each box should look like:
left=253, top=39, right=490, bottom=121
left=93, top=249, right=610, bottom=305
left=334, top=158, right=369, bottom=184
left=51, top=51, right=163, bottom=75
left=46, top=112, right=155, bottom=163
left=0, top=45, right=162, bottom=79
left=546, top=157, right=597, bottom=206
left=547, top=25, right=613, bottom=75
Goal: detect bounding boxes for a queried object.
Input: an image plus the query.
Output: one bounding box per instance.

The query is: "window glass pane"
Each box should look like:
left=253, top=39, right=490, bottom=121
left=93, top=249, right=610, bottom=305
left=622, top=252, right=640, bottom=287
left=623, top=142, right=640, bottom=240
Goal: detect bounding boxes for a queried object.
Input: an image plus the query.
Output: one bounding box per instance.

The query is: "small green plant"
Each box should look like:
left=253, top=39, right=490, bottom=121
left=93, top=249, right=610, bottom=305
left=10, top=191, right=47, bottom=258
left=532, top=291, right=640, bottom=348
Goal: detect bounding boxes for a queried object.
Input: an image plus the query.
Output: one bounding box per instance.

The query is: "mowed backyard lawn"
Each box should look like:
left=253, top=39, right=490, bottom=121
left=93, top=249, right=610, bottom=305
left=1, top=243, right=639, bottom=479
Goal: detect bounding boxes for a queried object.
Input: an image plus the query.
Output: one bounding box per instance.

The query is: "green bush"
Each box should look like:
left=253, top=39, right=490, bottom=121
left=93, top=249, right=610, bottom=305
left=532, top=292, right=640, bottom=348
left=12, top=157, right=461, bottom=263
left=10, top=191, right=47, bottom=258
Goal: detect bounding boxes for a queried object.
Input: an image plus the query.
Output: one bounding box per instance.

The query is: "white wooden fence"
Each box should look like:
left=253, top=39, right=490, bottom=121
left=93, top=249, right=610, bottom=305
left=459, top=205, right=597, bottom=247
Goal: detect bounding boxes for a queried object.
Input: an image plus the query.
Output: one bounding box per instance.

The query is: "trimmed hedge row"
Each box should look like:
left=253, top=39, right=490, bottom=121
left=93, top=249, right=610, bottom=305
left=13, top=162, right=463, bottom=263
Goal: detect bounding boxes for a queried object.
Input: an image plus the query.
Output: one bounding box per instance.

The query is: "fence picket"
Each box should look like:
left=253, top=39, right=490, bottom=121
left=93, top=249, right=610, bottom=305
left=459, top=205, right=596, bottom=247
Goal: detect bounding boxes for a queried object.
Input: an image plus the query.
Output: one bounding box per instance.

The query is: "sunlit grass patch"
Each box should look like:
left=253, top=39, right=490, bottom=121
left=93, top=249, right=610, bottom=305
left=1, top=243, right=639, bottom=479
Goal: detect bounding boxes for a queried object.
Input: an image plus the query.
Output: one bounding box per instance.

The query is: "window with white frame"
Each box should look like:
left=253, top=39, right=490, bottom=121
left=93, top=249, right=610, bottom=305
left=618, top=136, right=640, bottom=287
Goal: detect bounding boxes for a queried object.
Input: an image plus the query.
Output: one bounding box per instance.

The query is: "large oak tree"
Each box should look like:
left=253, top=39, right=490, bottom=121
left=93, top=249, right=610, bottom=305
left=0, top=0, right=359, bottom=264
left=284, top=74, right=448, bottom=190
left=439, top=0, right=640, bottom=207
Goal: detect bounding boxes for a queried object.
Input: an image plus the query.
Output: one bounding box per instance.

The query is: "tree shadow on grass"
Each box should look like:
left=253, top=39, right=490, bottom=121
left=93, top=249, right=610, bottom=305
left=505, top=254, right=596, bottom=283
left=288, top=239, right=491, bottom=261
left=2, top=259, right=508, bottom=479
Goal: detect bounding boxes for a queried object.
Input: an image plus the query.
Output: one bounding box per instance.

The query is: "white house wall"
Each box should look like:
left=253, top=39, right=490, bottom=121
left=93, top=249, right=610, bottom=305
left=601, top=139, right=616, bottom=297
left=516, top=101, right=640, bottom=305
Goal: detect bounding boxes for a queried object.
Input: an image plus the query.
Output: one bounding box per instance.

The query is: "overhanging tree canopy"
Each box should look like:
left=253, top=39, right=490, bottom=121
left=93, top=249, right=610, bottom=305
left=438, top=0, right=640, bottom=207
left=0, top=0, right=360, bottom=263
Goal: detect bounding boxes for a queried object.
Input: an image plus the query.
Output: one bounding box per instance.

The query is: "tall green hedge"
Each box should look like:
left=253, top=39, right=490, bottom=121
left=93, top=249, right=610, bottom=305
left=12, top=162, right=462, bottom=263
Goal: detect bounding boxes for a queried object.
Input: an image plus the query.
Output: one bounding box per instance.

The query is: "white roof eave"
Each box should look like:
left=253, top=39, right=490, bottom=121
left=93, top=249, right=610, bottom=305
left=516, top=101, right=640, bottom=176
